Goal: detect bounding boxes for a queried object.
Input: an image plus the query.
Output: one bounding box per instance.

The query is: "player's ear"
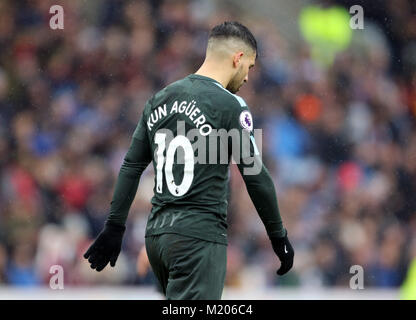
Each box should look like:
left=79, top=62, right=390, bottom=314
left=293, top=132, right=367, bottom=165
left=233, top=51, right=244, bottom=68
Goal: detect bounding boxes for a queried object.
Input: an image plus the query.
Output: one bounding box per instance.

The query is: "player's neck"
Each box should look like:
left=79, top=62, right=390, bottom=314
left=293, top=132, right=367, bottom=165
left=194, top=63, right=231, bottom=89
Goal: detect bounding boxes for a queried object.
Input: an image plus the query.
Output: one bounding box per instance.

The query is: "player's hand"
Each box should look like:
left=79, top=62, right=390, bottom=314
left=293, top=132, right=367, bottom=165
left=270, top=229, right=294, bottom=276
left=83, top=222, right=126, bottom=272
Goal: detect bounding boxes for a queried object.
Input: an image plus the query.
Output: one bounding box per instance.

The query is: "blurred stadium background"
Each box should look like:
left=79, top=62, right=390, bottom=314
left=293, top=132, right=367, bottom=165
left=1, top=0, right=416, bottom=299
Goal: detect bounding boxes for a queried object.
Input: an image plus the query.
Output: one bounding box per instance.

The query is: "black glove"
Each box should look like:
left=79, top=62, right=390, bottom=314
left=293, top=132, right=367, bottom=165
left=83, top=222, right=126, bottom=272
left=270, top=229, right=294, bottom=276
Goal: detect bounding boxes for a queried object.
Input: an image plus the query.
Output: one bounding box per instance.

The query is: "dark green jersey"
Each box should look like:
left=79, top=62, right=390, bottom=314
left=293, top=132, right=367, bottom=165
left=107, top=74, right=285, bottom=245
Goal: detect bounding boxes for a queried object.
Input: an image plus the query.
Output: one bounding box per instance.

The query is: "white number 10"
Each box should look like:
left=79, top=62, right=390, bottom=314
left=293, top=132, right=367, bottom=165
left=154, top=133, right=194, bottom=197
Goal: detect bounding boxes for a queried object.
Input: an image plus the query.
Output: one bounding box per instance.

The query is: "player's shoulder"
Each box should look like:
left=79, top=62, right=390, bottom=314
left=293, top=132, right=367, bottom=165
left=150, top=75, right=248, bottom=113
left=205, top=82, right=249, bottom=115
left=143, top=78, right=188, bottom=114
left=153, top=77, right=188, bottom=100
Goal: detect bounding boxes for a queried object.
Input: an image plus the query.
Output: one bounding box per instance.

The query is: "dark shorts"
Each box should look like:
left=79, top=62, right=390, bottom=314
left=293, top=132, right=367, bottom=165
left=145, top=233, right=227, bottom=300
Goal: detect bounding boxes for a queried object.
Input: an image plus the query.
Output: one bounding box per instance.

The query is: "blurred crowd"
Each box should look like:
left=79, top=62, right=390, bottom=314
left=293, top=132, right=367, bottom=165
left=0, top=0, right=416, bottom=291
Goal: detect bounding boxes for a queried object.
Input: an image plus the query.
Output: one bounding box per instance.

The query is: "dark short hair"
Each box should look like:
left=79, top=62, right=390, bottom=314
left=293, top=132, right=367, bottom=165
left=209, top=21, right=257, bottom=55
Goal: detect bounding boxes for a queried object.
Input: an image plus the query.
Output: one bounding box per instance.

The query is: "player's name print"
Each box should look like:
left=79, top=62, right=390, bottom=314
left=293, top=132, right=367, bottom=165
left=147, top=100, right=212, bottom=136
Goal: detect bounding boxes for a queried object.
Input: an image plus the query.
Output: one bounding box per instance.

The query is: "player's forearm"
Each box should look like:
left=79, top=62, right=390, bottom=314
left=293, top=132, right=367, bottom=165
left=239, top=163, right=286, bottom=238
left=107, top=137, right=151, bottom=226
left=106, top=162, right=142, bottom=226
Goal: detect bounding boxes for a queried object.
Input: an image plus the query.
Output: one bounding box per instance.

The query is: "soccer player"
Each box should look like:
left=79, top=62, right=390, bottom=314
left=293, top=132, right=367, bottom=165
left=84, top=21, right=294, bottom=300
